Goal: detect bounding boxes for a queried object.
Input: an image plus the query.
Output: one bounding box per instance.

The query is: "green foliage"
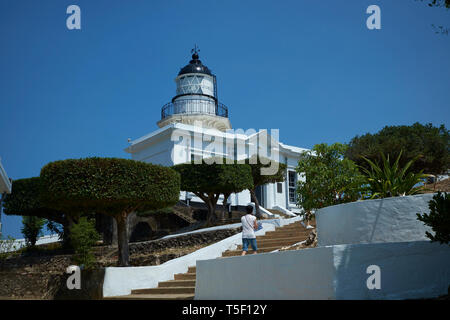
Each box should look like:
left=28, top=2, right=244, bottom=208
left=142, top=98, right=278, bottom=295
left=244, top=155, right=286, bottom=216
left=0, top=236, right=17, bottom=260
left=3, top=177, right=72, bottom=248
left=417, top=192, right=450, bottom=244
left=296, top=143, right=366, bottom=214
left=173, top=158, right=253, bottom=224
left=3, top=177, right=64, bottom=222
left=40, top=157, right=180, bottom=215
left=21, top=216, right=45, bottom=247
left=45, top=220, right=64, bottom=239
left=174, top=158, right=253, bottom=196
left=245, top=155, right=287, bottom=187
left=360, top=151, right=430, bottom=199
left=70, top=217, right=101, bottom=269
left=346, top=123, right=449, bottom=175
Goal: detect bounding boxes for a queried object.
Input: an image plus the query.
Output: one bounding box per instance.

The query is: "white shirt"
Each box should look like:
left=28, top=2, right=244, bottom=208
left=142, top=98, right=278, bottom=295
left=241, top=214, right=257, bottom=239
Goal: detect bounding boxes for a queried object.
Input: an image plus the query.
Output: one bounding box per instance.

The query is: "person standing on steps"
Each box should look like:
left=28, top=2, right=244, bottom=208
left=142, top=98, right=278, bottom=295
left=241, top=205, right=258, bottom=256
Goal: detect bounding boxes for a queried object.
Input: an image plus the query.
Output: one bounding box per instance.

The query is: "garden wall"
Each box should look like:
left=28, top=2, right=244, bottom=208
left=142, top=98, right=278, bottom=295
left=195, top=240, right=450, bottom=300
left=315, top=193, right=436, bottom=247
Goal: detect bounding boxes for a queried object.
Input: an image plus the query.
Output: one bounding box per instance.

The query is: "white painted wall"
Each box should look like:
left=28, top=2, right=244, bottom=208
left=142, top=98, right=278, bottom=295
left=0, top=234, right=60, bottom=253
left=195, top=240, right=450, bottom=300
left=316, top=194, right=436, bottom=247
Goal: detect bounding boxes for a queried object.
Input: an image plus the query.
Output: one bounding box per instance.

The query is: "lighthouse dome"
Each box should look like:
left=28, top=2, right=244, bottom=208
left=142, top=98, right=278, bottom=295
left=178, top=52, right=212, bottom=76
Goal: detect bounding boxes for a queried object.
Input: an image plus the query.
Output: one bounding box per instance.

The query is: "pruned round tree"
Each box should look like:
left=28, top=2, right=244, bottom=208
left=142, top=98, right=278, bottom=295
left=245, top=155, right=286, bottom=217
left=40, top=157, right=180, bottom=266
left=173, top=158, right=253, bottom=225
left=2, top=177, right=69, bottom=242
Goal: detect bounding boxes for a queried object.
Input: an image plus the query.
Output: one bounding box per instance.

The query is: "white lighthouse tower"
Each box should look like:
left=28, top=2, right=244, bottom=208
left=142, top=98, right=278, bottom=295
left=157, top=46, right=231, bottom=131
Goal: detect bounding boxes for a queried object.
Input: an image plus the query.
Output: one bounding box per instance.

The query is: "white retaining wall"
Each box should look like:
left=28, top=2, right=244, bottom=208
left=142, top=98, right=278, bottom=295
left=0, top=234, right=60, bottom=253
left=315, top=194, right=436, bottom=247
left=195, top=240, right=450, bottom=300
left=103, top=217, right=301, bottom=297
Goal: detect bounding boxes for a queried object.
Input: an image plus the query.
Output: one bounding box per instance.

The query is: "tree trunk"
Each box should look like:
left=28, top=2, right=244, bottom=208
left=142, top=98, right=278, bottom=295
left=62, top=214, right=79, bottom=250
left=115, top=212, right=129, bottom=267
left=250, top=189, right=261, bottom=218
left=205, top=200, right=217, bottom=226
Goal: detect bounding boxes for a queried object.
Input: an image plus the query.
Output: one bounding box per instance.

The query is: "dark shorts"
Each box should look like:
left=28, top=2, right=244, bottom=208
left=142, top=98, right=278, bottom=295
left=242, top=238, right=257, bottom=252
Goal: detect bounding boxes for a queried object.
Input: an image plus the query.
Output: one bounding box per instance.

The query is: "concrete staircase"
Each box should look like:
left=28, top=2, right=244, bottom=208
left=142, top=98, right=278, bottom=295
left=105, top=220, right=313, bottom=300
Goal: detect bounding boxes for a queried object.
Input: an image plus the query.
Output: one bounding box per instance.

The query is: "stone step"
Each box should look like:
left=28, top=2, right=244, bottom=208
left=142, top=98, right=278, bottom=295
left=266, top=226, right=309, bottom=233
left=159, top=280, right=196, bottom=287
left=273, top=224, right=307, bottom=230
left=132, top=287, right=195, bottom=295
left=188, top=266, right=196, bottom=273
left=236, top=237, right=306, bottom=249
left=105, top=293, right=195, bottom=300
left=174, top=272, right=196, bottom=280
left=222, top=246, right=281, bottom=257
left=260, top=231, right=310, bottom=238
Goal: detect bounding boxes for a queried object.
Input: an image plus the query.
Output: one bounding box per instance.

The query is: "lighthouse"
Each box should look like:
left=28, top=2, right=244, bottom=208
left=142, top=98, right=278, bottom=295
left=157, top=47, right=232, bottom=131
left=126, top=47, right=308, bottom=215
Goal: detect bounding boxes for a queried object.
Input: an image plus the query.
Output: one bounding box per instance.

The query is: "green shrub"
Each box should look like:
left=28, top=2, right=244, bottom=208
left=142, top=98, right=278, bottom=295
left=70, top=217, right=101, bottom=269
left=21, top=216, right=45, bottom=247
left=360, top=151, right=429, bottom=199
left=417, top=192, right=450, bottom=245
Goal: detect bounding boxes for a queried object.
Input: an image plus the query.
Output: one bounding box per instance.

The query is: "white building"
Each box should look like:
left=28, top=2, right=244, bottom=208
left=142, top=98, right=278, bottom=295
left=125, top=49, right=308, bottom=214
left=0, top=157, right=12, bottom=238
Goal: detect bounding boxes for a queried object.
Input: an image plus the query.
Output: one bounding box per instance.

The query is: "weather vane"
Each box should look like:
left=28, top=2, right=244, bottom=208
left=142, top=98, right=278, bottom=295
left=191, top=44, right=200, bottom=55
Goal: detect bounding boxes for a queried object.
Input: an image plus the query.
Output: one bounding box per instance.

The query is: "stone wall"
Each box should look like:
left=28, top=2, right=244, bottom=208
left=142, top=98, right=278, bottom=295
left=128, top=227, right=241, bottom=255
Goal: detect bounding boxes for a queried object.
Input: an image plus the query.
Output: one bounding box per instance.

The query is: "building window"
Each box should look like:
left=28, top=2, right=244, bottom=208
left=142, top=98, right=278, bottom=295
left=288, top=170, right=297, bottom=203
left=277, top=183, right=283, bottom=193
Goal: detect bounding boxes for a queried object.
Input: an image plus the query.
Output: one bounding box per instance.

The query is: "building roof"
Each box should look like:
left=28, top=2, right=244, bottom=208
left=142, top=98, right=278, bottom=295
left=178, top=52, right=212, bottom=76
left=125, top=122, right=310, bottom=159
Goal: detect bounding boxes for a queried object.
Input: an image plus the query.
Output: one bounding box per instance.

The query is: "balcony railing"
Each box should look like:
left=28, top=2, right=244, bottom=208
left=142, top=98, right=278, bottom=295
left=161, top=99, right=228, bottom=120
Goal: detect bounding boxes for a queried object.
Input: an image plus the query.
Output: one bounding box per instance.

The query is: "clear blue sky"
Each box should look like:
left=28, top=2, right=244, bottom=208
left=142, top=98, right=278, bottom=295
left=1, top=0, right=449, bottom=239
